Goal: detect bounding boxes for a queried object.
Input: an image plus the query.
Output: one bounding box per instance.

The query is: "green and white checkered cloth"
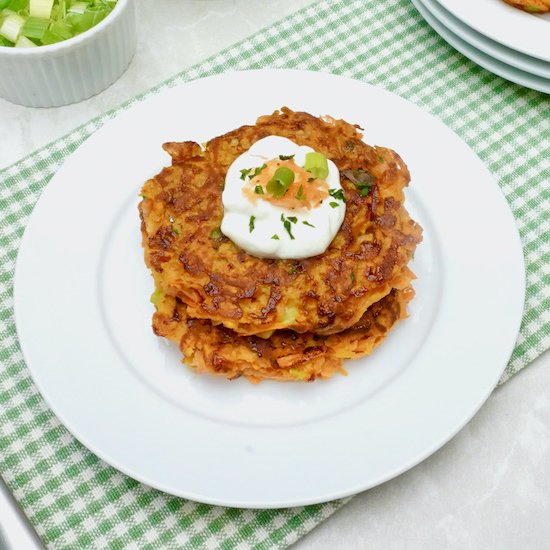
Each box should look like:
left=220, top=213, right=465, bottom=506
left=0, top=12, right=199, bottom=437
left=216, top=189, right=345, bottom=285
left=1, top=0, right=548, bottom=548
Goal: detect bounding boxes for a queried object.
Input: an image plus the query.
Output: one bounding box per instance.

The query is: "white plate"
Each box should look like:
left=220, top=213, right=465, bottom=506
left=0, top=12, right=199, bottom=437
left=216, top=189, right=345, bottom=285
left=14, top=69, right=525, bottom=508
left=436, top=0, right=550, bottom=62
left=413, top=0, right=550, bottom=94
left=421, top=0, right=550, bottom=78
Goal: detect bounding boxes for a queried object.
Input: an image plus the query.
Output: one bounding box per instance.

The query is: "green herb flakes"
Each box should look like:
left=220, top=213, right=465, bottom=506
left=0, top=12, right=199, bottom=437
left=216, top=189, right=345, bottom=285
left=359, top=185, right=371, bottom=196
left=241, top=164, right=266, bottom=181
left=329, top=188, right=345, bottom=202
left=249, top=164, right=266, bottom=179
left=343, top=169, right=374, bottom=196
left=281, top=214, right=295, bottom=240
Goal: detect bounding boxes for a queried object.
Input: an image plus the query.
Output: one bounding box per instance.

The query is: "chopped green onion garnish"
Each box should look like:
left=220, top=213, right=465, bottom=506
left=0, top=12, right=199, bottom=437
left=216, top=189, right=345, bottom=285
left=287, top=216, right=297, bottom=224
left=329, top=201, right=339, bottom=208
left=279, top=154, right=294, bottom=160
left=302, top=220, right=315, bottom=228
left=296, top=185, right=304, bottom=200
left=15, top=34, right=36, bottom=46
left=41, top=27, right=64, bottom=44
left=240, top=168, right=250, bottom=180
left=351, top=271, right=356, bottom=282
left=0, top=0, right=118, bottom=47
left=289, top=265, right=297, bottom=275
left=0, top=13, right=25, bottom=43
left=21, top=16, right=48, bottom=39
left=281, top=214, right=295, bottom=240
left=6, top=0, right=27, bottom=9
left=68, top=1, right=88, bottom=14
left=249, top=215, right=255, bottom=233
left=307, top=177, right=315, bottom=183
left=267, top=167, right=295, bottom=198
left=359, top=185, right=371, bottom=196
left=329, top=188, right=345, bottom=202
left=254, top=185, right=264, bottom=194
left=304, top=152, right=329, bottom=180
left=48, top=19, right=72, bottom=39
left=66, top=8, right=107, bottom=32
left=30, top=0, right=54, bottom=19
left=271, top=234, right=279, bottom=240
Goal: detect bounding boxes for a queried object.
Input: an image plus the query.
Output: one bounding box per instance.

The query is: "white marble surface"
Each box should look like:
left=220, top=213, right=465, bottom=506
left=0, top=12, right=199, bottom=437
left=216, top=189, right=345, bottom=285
left=1, top=1, right=549, bottom=549
left=295, top=351, right=550, bottom=550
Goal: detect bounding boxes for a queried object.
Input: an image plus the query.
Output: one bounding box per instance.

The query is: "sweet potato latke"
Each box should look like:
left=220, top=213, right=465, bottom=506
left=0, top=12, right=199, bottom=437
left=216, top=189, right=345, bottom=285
left=503, top=0, right=550, bottom=13
left=139, top=108, right=422, bottom=382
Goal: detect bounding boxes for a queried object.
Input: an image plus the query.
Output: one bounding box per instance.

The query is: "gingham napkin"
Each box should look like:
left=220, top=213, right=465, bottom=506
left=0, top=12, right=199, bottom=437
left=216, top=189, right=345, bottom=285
left=1, top=0, right=548, bottom=548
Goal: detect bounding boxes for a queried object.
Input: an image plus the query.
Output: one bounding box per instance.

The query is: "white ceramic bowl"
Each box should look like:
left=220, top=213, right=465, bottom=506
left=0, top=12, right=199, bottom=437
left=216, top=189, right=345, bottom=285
left=0, top=0, right=136, bottom=107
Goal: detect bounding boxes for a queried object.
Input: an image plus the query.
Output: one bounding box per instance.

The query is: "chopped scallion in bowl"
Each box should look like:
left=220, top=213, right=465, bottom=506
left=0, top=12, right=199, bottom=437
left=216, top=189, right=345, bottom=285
left=0, top=0, right=118, bottom=47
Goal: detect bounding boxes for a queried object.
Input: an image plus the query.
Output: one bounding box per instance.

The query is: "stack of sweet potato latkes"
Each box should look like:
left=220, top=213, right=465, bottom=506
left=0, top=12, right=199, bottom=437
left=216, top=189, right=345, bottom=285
left=139, top=109, right=423, bottom=382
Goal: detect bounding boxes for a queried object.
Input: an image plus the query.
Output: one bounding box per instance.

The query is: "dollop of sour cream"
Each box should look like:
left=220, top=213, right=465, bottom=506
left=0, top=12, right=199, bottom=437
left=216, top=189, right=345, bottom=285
left=221, top=136, right=345, bottom=259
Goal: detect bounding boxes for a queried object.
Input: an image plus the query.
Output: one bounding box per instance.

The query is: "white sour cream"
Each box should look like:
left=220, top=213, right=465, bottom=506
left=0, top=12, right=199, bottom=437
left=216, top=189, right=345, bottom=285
left=220, top=136, right=345, bottom=260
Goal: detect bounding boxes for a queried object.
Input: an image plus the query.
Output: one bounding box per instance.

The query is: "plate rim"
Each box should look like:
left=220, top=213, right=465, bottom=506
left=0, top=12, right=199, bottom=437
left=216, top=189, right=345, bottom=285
left=419, top=0, right=550, bottom=78
left=434, top=0, right=550, bottom=62
left=13, top=68, right=526, bottom=508
left=412, top=0, right=550, bottom=94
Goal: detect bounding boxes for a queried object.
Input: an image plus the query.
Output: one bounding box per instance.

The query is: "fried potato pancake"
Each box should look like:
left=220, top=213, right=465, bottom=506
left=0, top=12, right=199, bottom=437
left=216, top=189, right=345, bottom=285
left=503, top=0, right=550, bottom=12
left=139, top=108, right=422, bottom=336
left=152, top=283, right=414, bottom=383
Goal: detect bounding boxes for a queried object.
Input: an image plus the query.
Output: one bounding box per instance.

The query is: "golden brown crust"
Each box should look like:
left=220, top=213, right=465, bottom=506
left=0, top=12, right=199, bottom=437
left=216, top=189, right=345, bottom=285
left=139, top=108, right=422, bottom=337
left=152, top=285, right=414, bottom=383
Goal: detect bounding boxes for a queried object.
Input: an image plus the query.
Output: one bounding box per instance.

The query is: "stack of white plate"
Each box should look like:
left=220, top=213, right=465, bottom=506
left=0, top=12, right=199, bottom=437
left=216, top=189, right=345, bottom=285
left=411, top=0, right=550, bottom=93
